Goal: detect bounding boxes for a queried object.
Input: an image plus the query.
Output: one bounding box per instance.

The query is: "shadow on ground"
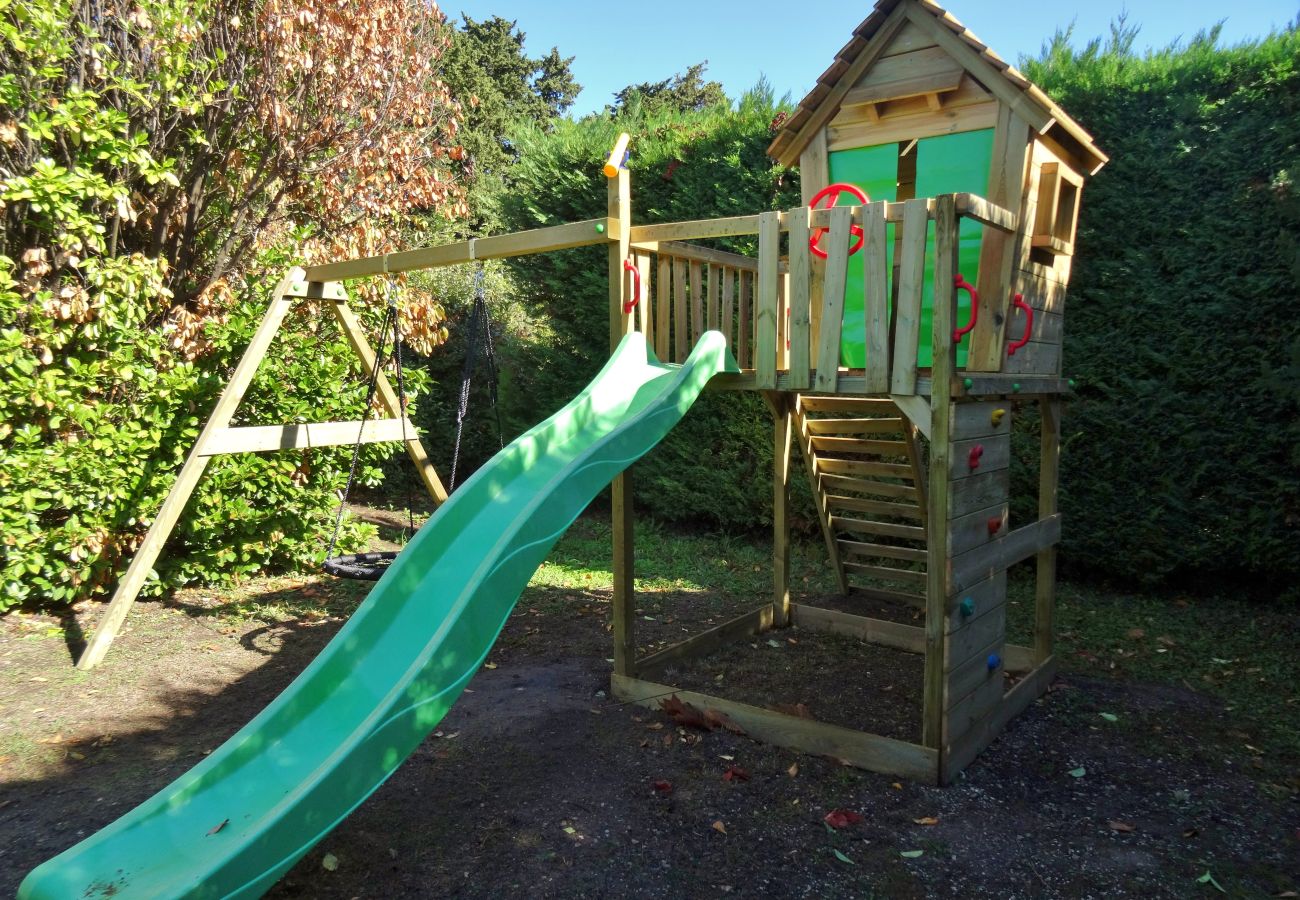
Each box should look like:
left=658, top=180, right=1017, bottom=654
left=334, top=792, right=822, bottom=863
left=1, top=572, right=1297, bottom=899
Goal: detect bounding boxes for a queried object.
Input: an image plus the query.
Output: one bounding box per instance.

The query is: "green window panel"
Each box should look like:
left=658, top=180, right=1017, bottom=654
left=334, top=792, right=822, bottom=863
left=826, top=127, right=994, bottom=370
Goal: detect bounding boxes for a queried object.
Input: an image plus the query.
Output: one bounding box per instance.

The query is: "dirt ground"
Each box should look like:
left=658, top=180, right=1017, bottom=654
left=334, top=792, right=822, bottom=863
left=1, top=528, right=1297, bottom=898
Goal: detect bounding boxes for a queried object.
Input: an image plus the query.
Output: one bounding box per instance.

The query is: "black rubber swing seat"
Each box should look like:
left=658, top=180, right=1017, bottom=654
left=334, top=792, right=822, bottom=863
left=322, top=551, right=399, bottom=581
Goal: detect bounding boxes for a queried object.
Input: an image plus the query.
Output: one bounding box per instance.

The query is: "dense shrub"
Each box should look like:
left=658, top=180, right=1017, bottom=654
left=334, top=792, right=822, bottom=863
left=1021, top=24, right=1300, bottom=586
left=0, top=0, right=464, bottom=610
left=490, top=86, right=806, bottom=529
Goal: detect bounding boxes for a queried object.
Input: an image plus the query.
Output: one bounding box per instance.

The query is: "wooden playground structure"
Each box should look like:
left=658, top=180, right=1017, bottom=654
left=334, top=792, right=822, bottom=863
left=80, top=0, right=1105, bottom=785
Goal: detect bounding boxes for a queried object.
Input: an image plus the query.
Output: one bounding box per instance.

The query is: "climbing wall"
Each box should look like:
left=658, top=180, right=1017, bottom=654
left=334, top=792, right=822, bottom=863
left=940, top=399, right=1012, bottom=760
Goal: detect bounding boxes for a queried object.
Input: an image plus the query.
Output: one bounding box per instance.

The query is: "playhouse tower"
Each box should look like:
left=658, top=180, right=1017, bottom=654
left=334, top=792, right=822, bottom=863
left=608, top=0, right=1106, bottom=783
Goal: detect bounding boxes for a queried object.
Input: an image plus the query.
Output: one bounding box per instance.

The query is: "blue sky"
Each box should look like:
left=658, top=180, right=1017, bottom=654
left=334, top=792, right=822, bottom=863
left=445, top=1, right=1297, bottom=116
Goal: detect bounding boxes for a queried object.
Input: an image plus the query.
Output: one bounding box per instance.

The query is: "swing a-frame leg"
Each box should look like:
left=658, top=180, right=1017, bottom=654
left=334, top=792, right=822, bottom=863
left=76, top=269, right=448, bottom=670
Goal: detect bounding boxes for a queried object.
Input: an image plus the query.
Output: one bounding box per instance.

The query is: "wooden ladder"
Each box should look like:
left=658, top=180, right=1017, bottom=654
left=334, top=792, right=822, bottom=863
left=793, top=395, right=928, bottom=605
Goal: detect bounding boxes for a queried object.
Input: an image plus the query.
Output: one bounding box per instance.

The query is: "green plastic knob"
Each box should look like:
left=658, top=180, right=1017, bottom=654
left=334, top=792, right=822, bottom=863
left=959, top=597, right=975, bottom=617
left=963, top=377, right=974, bottom=390
left=1011, top=382, right=1021, bottom=393
left=595, top=223, right=606, bottom=234
left=1068, top=378, right=1077, bottom=389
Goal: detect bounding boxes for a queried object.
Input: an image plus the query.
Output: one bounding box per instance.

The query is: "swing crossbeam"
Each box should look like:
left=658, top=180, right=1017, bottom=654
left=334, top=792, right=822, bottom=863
left=200, top=418, right=419, bottom=456
left=75, top=271, right=447, bottom=670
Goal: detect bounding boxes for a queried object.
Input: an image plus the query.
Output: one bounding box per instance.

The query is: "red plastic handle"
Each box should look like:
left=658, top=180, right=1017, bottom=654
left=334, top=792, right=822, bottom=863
left=952, top=274, right=979, bottom=344
left=808, top=182, right=868, bottom=260
left=623, top=259, right=640, bottom=313
left=1007, top=293, right=1033, bottom=356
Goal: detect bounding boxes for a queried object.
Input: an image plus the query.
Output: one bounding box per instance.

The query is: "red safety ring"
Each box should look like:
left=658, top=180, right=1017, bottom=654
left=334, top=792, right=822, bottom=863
left=808, top=182, right=869, bottom=260
left=1007, top=293, right=1033, bottom=356
left=952, top=274, right=979, bottom=344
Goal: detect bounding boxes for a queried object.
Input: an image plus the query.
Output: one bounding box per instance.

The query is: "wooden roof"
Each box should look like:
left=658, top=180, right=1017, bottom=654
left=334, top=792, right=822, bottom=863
left=768, top=0, right=1107, bottom=173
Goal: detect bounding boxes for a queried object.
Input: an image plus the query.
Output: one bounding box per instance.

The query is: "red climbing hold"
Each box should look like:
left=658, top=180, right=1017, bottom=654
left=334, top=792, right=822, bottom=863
left=968, top=444, right=984, bottom=471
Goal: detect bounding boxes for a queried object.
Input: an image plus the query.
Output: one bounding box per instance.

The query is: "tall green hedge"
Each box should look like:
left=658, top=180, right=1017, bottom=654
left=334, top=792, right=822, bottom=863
left=1021, top=26, right=1300, bottom=587
left=489, top=88, right=804, bottom=529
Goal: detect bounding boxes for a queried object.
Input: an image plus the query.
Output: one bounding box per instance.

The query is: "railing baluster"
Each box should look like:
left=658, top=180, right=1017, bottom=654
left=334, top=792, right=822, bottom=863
left=891, top=198, right=931, bottom=395
left=863, top=202, right=890, bottom=393
left=655, top=253, right=671, bottom=360
left=756, top=211, right=781, bottom=389
left=787, top=206, right=812, bottom=390
left=814, top=206, right=852, bottom=393
left=673, top=256, right=688, bottom=362
left=739, top=270, right=752, bottom=368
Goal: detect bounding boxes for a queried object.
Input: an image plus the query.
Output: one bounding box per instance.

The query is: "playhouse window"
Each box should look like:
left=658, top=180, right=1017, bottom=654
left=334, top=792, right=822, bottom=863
left=1031, top=162, right=1083, bottom=262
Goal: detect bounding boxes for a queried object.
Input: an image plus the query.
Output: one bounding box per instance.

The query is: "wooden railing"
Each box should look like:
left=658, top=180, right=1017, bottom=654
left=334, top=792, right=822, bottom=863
left=628, top=192, right=1017, bottom=397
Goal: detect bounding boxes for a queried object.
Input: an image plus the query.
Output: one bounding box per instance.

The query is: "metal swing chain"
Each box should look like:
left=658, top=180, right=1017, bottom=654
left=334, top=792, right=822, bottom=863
left=449, top=266, right=504, bottom=491
left=324, top=287, right=408, bottom=562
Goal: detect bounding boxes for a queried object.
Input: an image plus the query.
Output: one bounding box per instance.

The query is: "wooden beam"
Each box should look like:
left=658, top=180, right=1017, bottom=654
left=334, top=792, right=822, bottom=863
left=862, top=201, right=890, bottom=393
left=1035, top=399, right=1061, bottom=664
left=793, top=604, right=927, bottom=653
left=200, top=418, right=419, bottom=456
left=923, top=195, right=960, bottom=752
left=304, top=219, right=612, bottom=282
left=954, top=192, right=1017, bottom=233
left=76, top=270, right=306, bottom=670
left=787, top=207, right=813, bottom=390
left=890, top=394, right=932, bottom=440
left=611, top=674, right=939, bottom=783
left=635, top=604, right=775, bottom=680
left=814, top=206, right=852, bottom=393
left=842, top=69, right=964, bottom=108
left=640, top=240, right=759, bottom=272
left=755, top=212, right=781, bottom=389
left=329, top=296, right=448, bottom=506
left=772, top=393, right=794, bottom=626
left=609, top=167, right=635, bottom=678
left=776, top=5, right=911, bottom=167
left=950, top=514, right=1063, bottom=593
left=891, top=198, right=930, bottom=395
left=901, top=4, right=1053, bottom=133
left=629, top=214, right=763, bottom=243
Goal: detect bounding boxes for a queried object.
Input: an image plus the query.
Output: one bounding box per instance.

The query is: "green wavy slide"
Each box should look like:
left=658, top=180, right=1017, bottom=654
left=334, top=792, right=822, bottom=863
left=21, top=331, right=736, bottom=900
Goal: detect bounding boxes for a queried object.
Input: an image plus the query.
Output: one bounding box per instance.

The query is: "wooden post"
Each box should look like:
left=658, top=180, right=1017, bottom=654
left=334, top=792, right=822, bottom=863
left=771, top=392, right=793, bottom=627
left=330, top=295, right=448, bottom=505
left=608, top=165, right=636, bottom=676
left=755, top=211, right=781, bottom=389
left=1034, top=398, right=1061, bottom=663
left=923, top=196, right=959, bottom=749
left=76, top=270, right=304, bottom=669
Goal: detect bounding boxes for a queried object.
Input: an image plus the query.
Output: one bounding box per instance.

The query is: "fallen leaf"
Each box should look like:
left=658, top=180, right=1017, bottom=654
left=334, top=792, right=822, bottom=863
left=1182, top=827, right=1199, bottom=838
left=483, top=662, right=497, bottom=669
left=899, top=849, right=924, bottom=859
left=321, top=853, right=339, bottom=872
left=646, top=722, right=664, bottom=731
left=67, top=751, right=85, bottom=761
left=1197, top=871, right=1225, bottom=893
left=1099, top=712, right=1118, bottom=723
left=1068, top=767, right=1086, bottom=778
left=723, top=765, right=750, bottom=783
left=719, top=754, right=734, bottom=761
left=1125, top=627, right=1146, bottom=639
left=660, top=696, right=711, bottom=731
left=29, top=676, right=47, bottom=683
left=832, top=848, right=855, bottom=865
left=652, top=780, right=672, bottom=794
left=913, top=816, right=939, bottom=826
left=1108, top=821, right=1136, bottom=833
left=562, top=825, right=576, bottom=835
left=824, top=809, right=864, bottom=829
left=207, top=819, right=229, bottom=836
left=1156, top=635, right=1176, bottom=647
left=712, top=820, right=727, bottom=835
left=891, top=782, right=903, bottom=790
left=787, top=762, right=799, bottom=777
left=704, top=708, right=747, bottom=735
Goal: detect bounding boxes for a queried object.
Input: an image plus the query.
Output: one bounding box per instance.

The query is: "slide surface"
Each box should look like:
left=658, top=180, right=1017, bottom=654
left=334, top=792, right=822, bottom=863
left=21, top=331, right=736, bottom=900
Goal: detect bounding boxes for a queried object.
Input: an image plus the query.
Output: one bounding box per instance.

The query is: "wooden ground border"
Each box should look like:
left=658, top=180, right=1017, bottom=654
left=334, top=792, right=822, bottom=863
left=610, top=599, right=1054, bottom=785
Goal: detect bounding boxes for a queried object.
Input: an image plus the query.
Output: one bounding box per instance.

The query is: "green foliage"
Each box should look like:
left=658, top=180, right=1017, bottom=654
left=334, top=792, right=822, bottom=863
left=489, top=83, right=802, bottom=529
left=440, top=15, right=580, bottom=193
left=0, top=0, right=448, bottom=612
left=610, top=62, right=729, bottom=117
left=1020, top=23, right=1300, bottom=586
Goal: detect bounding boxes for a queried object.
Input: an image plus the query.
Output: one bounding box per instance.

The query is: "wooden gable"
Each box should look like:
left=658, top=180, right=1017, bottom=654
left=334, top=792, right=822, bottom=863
left=768, top=0, right=1107, bottom=174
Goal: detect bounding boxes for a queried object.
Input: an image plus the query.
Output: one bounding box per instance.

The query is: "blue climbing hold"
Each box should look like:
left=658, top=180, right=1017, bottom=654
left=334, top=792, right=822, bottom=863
left=987, top=653, right=1002, bottom=672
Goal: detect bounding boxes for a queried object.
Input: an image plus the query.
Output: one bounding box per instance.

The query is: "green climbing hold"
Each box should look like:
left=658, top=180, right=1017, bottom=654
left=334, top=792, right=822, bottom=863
left=1068, top=378, right=1077, bottom=389
left=963, top=377, right=974, bottom=390
left=1011, top=382, right=1021, bottom=393
left=959, top=597, right=975, bottom=617
left=595, top=223, right=606, bottom=234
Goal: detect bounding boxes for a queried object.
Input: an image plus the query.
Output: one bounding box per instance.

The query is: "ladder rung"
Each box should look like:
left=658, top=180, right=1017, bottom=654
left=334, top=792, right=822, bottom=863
left=832, top=516, right=926, bottom=541
left=838, top=539, right=928, bottom=563
left=846, top=583, right=927, bottom=607
left=812, top=436, right=910, bottom=457
left=842, top=562, right=927, bottom=586
left=805, top=417, right=904, bottom=436
left=819, top=474, right=917, bottom=499
left=826, top=495, right=923, bottom=520
left=798, top=396, right=899, bottom=414
left=818, top=459, right=915, bottom=480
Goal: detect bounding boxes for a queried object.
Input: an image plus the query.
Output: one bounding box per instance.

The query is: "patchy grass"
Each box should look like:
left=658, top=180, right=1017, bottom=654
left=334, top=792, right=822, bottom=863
left=1006, top=573, right=1299, bottom=790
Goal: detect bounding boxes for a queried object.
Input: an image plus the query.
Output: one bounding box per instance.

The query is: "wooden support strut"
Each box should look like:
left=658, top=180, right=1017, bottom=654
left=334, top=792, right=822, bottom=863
left=76, top=274, right=447, bottom=670
left=608, top=164, right=636, bottom=678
